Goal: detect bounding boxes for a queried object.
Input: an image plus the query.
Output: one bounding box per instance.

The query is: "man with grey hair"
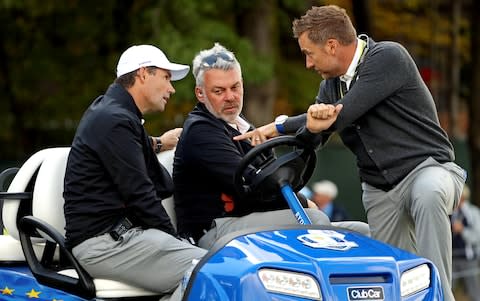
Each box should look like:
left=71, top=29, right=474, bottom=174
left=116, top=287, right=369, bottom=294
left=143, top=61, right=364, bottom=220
left=173, top=43, right=369, bottom=249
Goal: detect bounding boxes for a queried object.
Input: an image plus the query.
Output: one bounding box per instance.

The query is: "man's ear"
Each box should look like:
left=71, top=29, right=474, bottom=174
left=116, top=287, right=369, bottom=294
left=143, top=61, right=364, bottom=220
left=136, top=67, right=147, bottom=83
left=195, top=87, right=205, bottom=103
left=326, top=39, right=338, bottom=54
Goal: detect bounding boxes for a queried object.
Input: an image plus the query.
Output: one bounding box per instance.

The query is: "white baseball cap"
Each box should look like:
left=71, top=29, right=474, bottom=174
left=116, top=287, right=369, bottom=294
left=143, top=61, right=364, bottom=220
left=116, top=45, right=190, bottom=81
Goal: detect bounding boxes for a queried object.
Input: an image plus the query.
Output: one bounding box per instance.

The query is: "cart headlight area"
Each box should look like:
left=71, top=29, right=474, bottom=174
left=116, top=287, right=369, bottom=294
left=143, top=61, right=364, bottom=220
left=400, top=264, right=430, bottom=297
left=258, top=268, right=322, bottom=300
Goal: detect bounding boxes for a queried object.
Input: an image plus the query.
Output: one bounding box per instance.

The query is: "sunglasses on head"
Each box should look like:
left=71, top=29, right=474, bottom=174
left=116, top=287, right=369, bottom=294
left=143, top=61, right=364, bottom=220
left=201, top=52, right=235, bottom=67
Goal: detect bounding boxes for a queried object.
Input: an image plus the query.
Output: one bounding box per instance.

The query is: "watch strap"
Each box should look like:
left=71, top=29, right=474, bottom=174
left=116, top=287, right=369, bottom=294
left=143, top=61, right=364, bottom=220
left=275, top=115, right=288, bottom=135
left=275, top=123, right=286, bottom=135
left=153, top=137, right=162, bottom=153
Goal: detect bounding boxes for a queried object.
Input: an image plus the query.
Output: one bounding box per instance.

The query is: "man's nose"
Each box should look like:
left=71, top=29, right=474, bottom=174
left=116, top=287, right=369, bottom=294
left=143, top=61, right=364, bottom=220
left=306, top=57, right=314, bottom=69
left=168, top=81, right=176, bottom=94
left=224, top=89, right=235, bottom=100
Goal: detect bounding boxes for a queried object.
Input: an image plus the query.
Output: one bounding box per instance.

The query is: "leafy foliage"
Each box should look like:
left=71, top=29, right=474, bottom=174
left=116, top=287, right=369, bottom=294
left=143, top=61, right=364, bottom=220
left=0, top=0, right=475, bottom=162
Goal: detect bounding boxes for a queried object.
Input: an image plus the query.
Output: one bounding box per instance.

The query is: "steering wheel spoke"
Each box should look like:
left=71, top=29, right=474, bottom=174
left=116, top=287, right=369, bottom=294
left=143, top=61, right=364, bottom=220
left=234, top=136, right=316, bottom=199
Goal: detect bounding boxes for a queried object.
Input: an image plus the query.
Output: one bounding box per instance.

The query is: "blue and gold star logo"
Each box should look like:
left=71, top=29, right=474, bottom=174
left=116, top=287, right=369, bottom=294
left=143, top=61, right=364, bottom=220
left=26, top=288, right=41, bottom=298
left=1, top=286, right=15, bottom=295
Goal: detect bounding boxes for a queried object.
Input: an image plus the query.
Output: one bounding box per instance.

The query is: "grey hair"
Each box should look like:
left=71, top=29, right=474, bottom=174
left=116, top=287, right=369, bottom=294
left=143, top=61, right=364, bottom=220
left=192, top=42, right=242, bottom=87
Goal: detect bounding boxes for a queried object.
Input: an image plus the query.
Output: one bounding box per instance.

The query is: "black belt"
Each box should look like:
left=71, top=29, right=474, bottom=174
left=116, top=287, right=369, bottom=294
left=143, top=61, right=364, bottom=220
left=109, top=217, right=134, bottom=240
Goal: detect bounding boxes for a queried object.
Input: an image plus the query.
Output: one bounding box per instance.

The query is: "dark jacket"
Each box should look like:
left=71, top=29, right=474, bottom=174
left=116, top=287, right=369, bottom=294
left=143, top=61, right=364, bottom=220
left=173, top=103, right=288, bottom=240
left=293, top=36, right=454, bottom=190
left=64, top=83, right=176, bottom=249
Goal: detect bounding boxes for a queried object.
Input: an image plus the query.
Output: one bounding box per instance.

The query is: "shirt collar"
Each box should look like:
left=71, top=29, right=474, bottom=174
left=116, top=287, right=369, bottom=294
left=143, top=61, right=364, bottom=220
left=228, top=116, right=250, bottom=134
left=340, top=38, right=367, bottom=83
left=105, top=83, right=143, bottom=121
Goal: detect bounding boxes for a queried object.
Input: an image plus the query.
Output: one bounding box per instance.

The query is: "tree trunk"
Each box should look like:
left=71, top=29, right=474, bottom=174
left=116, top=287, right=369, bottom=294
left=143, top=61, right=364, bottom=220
left=352, top=0, right=372, bottom=35
left=468, top=0, right=480, bottom=206
left=449, top=1, right=462, bottom=137
left=238, top=0, right=277, bottom=126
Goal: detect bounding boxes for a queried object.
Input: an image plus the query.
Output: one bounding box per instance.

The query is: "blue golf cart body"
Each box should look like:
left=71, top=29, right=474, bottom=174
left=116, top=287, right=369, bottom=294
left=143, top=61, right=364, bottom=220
left=0, top=137, right=443, bottom=300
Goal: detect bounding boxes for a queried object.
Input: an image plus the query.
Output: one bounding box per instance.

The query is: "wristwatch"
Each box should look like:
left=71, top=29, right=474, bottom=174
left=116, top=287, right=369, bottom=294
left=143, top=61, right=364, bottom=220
left=275, top=115, right=288, bottom=134
left=153, top=137, right=163, bottom=154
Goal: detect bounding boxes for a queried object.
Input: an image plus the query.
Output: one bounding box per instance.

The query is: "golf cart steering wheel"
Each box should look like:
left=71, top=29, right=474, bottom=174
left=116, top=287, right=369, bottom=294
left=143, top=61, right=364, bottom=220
left=234, top=136, right=316, bottom=198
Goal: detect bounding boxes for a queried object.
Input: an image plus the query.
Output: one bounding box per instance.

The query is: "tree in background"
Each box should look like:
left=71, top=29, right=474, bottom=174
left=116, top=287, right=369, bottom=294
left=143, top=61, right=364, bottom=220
left=0, top=1, right=129, bottom=159
left=0, top=0, right=316, bottom=160
left=468, top=0, right=480, bottom=206
left=0, top=0, right=478, bottom=207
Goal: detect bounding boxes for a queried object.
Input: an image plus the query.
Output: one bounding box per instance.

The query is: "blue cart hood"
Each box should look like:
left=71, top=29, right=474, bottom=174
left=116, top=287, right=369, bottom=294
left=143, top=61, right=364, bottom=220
left=185, top=227, right=442, bottom=301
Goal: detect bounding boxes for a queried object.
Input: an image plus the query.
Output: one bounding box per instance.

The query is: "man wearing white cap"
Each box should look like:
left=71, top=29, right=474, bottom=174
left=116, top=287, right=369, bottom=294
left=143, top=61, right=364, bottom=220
left=312, top=180, right=349, bottom=222
left=64, top=45, right=207, bottom=300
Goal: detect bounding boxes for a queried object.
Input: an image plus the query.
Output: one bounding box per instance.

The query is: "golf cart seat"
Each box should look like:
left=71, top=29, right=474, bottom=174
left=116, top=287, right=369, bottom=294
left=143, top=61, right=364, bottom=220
left=156, top=149, right=177, bottom=229
left=17, top=147, right=171, bottom=300
left=1, top=148, right=62, bottom=263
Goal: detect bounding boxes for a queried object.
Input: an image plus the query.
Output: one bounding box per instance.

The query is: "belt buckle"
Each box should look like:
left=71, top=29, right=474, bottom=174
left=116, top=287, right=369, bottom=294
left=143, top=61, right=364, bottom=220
left=109, top=217, right=133, bottom=240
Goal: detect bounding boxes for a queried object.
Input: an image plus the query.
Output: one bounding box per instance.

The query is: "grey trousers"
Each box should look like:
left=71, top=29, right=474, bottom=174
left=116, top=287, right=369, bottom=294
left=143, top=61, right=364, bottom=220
left=73, top=228, right=207, bottom=301
left=362, top=157, right=466, bottom=301
left=198, top=208, right=370, bottom=249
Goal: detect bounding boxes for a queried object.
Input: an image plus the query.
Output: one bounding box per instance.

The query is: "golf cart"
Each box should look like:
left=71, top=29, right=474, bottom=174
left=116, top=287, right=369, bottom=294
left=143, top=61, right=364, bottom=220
left=0, top=136, right=443, bottom=300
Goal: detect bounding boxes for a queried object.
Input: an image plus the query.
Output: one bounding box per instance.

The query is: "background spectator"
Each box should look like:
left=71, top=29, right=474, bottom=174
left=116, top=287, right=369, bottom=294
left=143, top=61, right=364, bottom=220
left=451, top=184, right=480, bottom=301
left=312, top=180, right=349, bottom=222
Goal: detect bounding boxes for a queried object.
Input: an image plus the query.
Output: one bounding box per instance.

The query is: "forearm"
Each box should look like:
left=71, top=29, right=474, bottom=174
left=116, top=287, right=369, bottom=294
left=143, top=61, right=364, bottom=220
left=283, top=113, right=307, bottom=134
left=151, top=128, right=182, bottom=153
left=296, top=127, right=325, bottom=150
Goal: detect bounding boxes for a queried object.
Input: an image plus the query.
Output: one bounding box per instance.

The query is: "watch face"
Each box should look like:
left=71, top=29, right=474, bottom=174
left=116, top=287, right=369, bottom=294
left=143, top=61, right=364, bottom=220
left=275, top=115, right=288, bottom=124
